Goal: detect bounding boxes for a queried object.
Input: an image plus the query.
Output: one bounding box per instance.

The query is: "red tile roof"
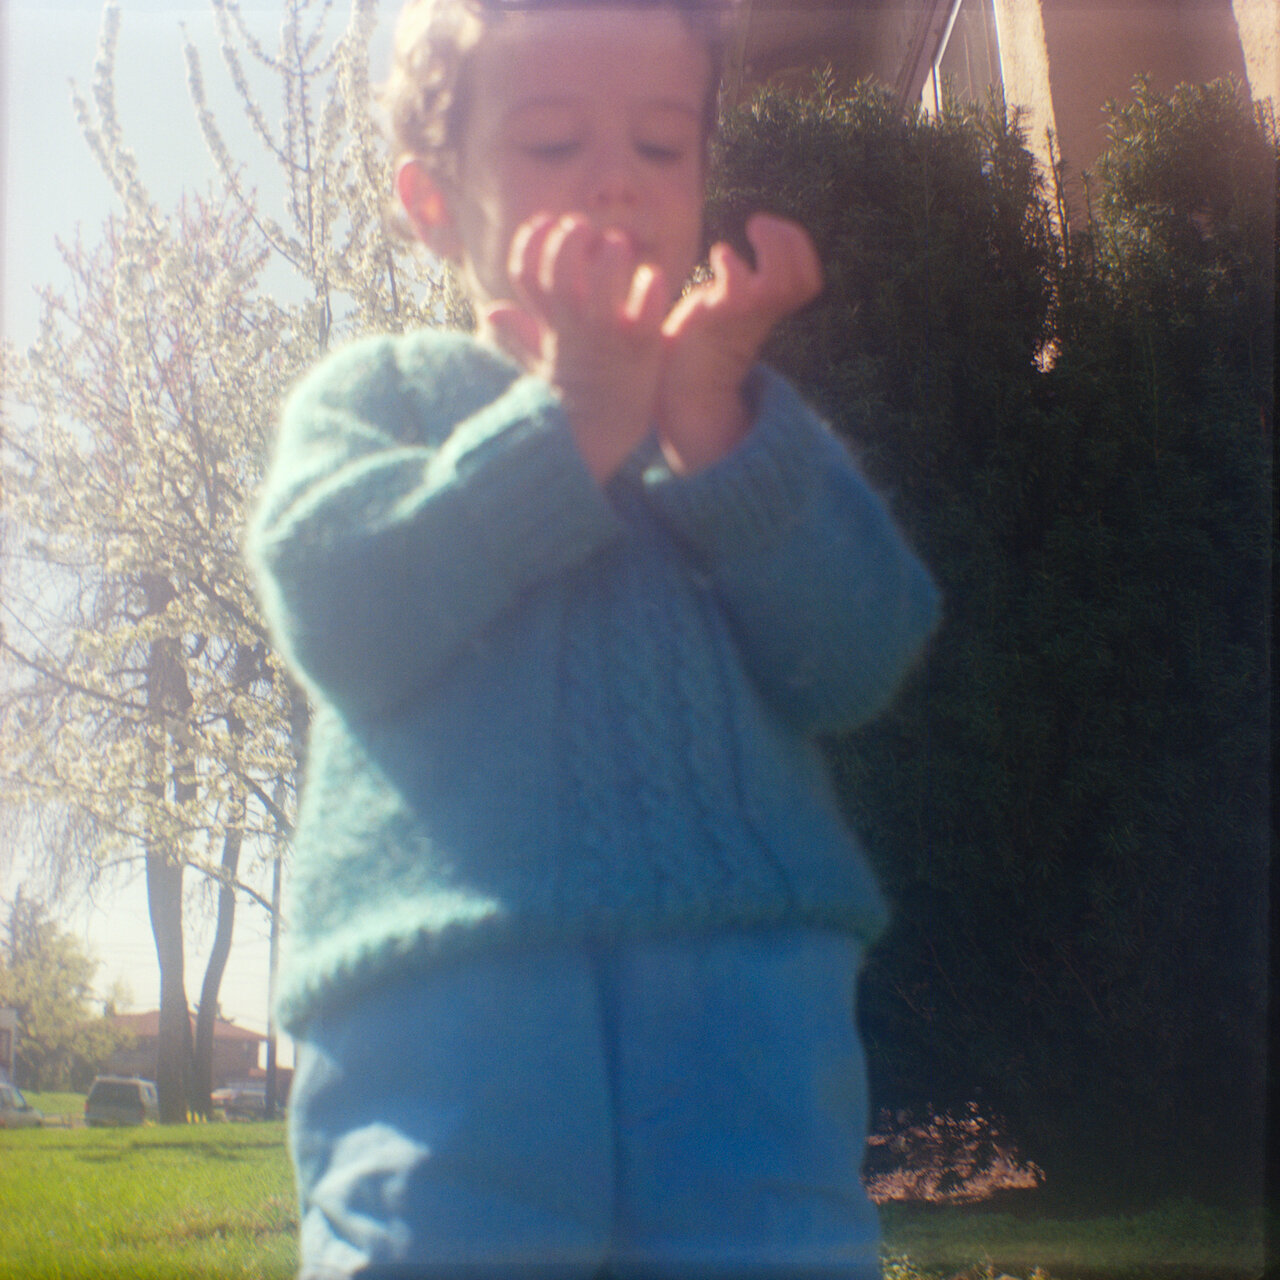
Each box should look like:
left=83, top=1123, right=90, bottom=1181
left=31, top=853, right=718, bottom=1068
left=109, top=1011, right=263, bottom=1042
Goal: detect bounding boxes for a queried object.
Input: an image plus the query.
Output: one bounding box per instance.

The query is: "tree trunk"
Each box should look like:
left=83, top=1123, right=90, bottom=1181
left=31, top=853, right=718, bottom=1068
left=193, top=815, right=244, bottom=1118
left=142, top=573, right=196, bottom=1124
left=146, top=850, right=193, bottom=1123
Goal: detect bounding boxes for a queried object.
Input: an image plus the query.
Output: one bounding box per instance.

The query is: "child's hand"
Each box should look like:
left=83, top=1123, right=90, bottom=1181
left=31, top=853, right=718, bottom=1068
left=482, top=213, right=670, bottom=483
left=657, top=214, right=822, bottom=475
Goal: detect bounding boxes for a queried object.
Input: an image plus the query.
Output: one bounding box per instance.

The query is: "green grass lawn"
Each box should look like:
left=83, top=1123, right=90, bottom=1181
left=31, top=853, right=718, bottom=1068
left=0, top=1122, right=297, bottom=1279
left=0, top=1123, right=1267, bottom=1279
left=23, top=1090, right=87, bottom=1118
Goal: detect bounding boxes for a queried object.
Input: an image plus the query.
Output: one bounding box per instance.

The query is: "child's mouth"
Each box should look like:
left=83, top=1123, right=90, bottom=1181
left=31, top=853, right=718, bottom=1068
left=597, top=225, right=653, bottom=261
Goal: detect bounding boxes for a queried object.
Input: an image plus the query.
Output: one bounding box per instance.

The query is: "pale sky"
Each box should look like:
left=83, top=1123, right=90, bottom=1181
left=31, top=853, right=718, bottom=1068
left=2, top=0, right=396, bottom=1048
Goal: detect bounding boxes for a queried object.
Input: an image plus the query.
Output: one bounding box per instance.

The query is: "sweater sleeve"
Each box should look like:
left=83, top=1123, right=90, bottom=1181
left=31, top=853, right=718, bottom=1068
left=640, top=365, right=941, bottom=736
left=248, top=331, right=624, bottom=718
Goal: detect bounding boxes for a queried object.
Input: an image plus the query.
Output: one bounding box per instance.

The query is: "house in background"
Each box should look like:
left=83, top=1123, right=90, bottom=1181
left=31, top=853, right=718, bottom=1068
left=107, top=1011, right=263, bottom=1088
left=726, top=0, right=1276, bottom=215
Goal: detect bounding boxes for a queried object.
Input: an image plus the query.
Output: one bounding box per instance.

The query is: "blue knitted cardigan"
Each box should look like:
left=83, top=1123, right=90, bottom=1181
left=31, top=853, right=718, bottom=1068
left=248, top=329, right=940, bottom=1032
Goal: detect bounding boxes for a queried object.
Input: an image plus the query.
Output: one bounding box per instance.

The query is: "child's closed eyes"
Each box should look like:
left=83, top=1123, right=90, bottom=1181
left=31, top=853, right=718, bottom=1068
left=504, top=104, right=699, bottom=169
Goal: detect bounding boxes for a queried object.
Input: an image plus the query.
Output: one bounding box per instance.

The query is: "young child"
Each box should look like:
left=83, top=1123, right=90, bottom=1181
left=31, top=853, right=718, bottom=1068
left=249, top=0, right=940, bottom=1276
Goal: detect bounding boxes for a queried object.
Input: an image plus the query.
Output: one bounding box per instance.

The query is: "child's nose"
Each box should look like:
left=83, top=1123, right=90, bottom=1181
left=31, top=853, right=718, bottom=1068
left=585, top=142, right=640, bottom=212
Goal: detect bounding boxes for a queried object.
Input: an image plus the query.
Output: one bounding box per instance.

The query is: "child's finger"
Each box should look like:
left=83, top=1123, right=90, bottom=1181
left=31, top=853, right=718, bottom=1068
left=744, top=214, right=822, bottom=307
left=507, top=214, right=558, bottom=310
left=593, top=230, right=643, bottom=322
left=539, top=216, right=597, bottom=314
left=708, top=241, right=753, bottom=305
left=623, top=261, right=668, bottom=333
left=660, top=279, right=703, bottom=339
left=745, top=213, right=823, bottom=311
left=659, top=243, right=747, bottom=339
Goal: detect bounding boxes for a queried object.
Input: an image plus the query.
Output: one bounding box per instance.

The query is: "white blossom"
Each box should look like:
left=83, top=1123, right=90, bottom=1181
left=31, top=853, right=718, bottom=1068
left=2, top=0, right=461, bottom=1115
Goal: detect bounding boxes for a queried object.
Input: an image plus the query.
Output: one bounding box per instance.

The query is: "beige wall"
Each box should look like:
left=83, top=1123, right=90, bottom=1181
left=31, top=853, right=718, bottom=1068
left=1232, top=0, right=1279, bottom=103
left=727, top=0, right=947, bottom=100
left=1037, top=0, right=1250, bottom=198
left=992, top=0, right=1059, bottom=180
left=725, top=0, right=1268, bottom=223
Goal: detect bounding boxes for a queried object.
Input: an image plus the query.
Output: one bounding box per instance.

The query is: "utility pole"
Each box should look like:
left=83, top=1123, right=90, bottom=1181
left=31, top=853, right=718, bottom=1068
left=264, top=778, right=285, bottom=1120
left=263, top=845, right=282, bottom=1118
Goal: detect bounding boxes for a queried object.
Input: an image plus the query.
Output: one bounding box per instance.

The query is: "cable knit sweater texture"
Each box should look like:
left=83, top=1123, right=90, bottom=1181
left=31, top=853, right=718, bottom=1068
left=249, top=329, right=940, bottom=1033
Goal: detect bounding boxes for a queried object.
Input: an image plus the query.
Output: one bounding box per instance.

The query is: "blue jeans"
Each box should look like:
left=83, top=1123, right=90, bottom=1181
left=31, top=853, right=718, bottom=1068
left=288, top=929, right=881, bottom=1279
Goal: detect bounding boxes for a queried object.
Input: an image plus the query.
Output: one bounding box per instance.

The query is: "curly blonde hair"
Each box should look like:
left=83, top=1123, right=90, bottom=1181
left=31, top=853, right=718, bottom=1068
left=382, top=0, right=733, bottom=184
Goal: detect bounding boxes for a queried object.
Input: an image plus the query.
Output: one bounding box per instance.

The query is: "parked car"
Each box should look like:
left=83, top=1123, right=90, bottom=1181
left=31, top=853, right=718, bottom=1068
left=211, top=1080, right=268, bottom=1120
left=0, top=1082, right=43, bottom=1129
left=85, top=1076, right=159, bottom=1127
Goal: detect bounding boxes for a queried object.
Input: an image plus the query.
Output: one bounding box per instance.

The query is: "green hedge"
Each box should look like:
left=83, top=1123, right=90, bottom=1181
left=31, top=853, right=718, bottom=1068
left=707, top=76, right=1273, bottom=1211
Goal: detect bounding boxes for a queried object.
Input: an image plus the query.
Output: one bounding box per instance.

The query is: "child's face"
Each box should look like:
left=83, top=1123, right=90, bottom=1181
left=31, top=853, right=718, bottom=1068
left=440, top=7, right=711, bottom=308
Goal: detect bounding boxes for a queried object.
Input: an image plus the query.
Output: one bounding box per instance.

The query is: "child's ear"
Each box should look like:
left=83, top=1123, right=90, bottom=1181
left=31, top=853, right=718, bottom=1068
left=397, top=158, right=462, bottom=259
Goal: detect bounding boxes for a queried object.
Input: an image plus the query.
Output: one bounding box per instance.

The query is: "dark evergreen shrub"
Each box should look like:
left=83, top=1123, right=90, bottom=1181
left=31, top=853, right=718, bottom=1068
left=706, top=76, right=1272, bottom=1210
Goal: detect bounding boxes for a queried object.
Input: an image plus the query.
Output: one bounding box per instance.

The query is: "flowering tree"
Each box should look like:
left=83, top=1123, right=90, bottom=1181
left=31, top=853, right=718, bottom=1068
left=1, top=0, right=455, bottom=1120
left=2, top=183, right=293, bottom=1120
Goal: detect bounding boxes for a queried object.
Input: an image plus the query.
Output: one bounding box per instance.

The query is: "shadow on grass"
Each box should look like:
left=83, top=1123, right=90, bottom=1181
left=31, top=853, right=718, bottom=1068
left=1036, top=1271, right=1259, bottom=1280
left=71, top=1133, right=284, bottom=1163
left=882, top=1199, right=1268, bottom=1280
left=897, top=1261, right=1262, bottom=1280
